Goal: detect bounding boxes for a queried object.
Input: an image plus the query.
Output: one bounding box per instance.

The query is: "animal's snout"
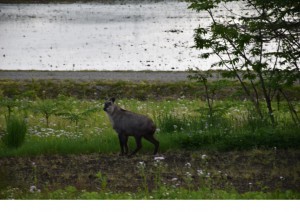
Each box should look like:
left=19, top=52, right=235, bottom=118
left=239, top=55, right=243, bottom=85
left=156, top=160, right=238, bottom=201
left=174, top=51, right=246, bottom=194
left=104, top=101, right=112, bottom=112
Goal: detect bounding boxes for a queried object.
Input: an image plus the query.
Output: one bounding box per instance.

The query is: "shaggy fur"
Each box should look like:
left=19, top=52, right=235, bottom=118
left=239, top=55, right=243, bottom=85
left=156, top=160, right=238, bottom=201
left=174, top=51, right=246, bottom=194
left=104, top=98, right=159, bottom=156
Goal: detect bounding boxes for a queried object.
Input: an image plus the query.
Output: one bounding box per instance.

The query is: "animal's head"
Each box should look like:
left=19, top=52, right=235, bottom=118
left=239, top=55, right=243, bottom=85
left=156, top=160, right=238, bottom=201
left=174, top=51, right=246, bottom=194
left=103, top=97, right=117, bottom=114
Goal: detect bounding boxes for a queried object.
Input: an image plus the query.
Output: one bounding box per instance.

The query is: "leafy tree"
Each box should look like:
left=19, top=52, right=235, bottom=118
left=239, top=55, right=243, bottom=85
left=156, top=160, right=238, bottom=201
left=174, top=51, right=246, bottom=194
left=0, top=97, right=19, bottom=119
left=188, top=0, right=300, bottom=125
left=32, top=99, right=59, bottom=127
left=57, top=107, right=99, bottom=127
left=188, top=69, right=216, bottom=116
left=55, top=97, right=100, bottom=127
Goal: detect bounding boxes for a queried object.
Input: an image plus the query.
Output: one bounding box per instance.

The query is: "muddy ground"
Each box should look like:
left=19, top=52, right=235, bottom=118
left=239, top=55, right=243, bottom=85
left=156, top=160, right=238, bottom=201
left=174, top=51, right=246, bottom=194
left=0, top=150, right=299, bottom=195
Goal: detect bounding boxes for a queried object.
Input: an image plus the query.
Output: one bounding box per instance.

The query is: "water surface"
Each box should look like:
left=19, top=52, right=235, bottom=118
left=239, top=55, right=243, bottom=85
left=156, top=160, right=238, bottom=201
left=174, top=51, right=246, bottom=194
left=0, top=1, right=246, bottom=71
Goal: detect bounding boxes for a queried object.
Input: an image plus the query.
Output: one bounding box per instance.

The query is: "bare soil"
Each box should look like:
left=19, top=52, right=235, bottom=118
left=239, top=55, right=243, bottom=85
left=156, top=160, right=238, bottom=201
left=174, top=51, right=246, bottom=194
left=0, top=150, right=299, bottom=195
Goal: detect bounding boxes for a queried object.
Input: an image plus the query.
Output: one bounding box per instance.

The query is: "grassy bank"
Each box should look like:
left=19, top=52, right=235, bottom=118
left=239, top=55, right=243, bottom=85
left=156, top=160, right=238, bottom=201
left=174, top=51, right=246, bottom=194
left=1, top=79, right=300, bottom=101
left=0, top=79, right=235, bottom=100
left=0, top=95, right=299, bottom=157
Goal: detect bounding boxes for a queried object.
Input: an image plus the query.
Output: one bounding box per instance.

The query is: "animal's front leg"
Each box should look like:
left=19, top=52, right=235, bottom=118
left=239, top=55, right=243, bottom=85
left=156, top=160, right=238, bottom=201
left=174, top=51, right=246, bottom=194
left=118, top=133, right=126, bottom=156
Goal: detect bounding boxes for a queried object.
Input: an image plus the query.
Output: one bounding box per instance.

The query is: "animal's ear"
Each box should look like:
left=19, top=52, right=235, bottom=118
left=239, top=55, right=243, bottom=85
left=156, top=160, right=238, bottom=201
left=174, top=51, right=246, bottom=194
left=110, top=97, right=116, bottom=103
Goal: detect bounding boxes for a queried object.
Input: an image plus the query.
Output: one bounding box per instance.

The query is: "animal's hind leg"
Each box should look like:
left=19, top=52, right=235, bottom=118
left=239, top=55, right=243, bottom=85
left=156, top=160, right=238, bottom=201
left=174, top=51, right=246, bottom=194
left=124, top=136, right=129, bottom=155
left=130, top=136, right=142, bottom=156
left=144, top=134, right=159, bottom=155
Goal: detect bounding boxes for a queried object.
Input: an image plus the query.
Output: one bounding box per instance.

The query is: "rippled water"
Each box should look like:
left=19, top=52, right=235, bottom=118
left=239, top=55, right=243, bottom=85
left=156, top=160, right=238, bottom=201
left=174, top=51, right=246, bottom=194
left=0, top=0, right=246, bottom=71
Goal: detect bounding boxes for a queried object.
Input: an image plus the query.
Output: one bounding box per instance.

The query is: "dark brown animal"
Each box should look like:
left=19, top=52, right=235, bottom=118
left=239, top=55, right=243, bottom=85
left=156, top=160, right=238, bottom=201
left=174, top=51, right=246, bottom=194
left=104, top=98, right=159, bottom=156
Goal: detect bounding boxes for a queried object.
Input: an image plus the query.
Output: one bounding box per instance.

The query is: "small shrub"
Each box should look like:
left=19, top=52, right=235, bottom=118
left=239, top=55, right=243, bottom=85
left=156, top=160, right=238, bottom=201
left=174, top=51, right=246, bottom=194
left=2, top=116, right=27, bottom=148
left=156, top=113, right=186, bottom=133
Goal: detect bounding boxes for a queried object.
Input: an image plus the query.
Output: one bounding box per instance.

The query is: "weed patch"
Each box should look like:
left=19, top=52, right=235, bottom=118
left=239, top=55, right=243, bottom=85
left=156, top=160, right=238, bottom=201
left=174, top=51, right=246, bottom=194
left=2, top=116, right=27, bottom=149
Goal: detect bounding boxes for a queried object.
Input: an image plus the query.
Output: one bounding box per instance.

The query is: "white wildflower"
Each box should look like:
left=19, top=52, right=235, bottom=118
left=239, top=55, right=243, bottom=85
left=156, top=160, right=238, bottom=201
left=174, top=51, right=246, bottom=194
left=154, top=156, right=165, bottom=161
left=137, top=161, right=146, bottom=169
left=29, top=185, right=40, bottom=193
left=29, top=185, right=36, bottom=192
left=185, top=162, right=191, bottom=168
left=197, top=169, right=204, bottom=176
left=185, top=172, right=192, bottom=177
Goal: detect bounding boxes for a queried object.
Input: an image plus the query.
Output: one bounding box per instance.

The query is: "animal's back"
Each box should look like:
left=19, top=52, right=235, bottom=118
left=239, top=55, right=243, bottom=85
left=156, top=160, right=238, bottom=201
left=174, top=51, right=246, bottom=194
left=114, top=110, right=156, bottom=136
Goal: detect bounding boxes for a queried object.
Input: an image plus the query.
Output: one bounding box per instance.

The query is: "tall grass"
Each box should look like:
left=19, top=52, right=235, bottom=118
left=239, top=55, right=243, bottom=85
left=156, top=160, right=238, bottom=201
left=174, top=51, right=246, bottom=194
left=156, top=113, right=198, bottom=133
left=2, top=116, right=27, bottom=149
left=155, top=106, right=300, bottom=151
left=0, top=134, right=118, bottom=157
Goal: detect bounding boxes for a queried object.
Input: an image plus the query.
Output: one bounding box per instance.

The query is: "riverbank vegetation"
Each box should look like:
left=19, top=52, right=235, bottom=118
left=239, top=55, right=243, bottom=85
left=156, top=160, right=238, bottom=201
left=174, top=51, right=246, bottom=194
left=1, top=94, right=299, bottom=157
left=0, top=78, right=299, bottom=153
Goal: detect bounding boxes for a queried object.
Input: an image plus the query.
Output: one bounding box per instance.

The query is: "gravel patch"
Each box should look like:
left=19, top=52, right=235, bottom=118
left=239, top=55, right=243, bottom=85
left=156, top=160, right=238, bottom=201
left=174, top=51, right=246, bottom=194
left=0, top=71, right=190, bottom=82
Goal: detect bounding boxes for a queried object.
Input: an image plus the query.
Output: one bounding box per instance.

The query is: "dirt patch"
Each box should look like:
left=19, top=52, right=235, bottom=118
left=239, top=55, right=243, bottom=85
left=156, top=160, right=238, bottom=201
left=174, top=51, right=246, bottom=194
left=0, top=150, right=299, bottom=195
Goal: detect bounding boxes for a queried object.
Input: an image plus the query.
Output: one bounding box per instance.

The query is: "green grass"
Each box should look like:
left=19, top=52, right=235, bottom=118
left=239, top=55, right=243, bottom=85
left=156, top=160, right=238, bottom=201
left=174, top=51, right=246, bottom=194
left=0, top=96, right=299, bottom=157
left=0, top=131, right=180, bottom=157
left=0, top=137, right=113, bottom=157
left=2, top=185, right=299, bottom=200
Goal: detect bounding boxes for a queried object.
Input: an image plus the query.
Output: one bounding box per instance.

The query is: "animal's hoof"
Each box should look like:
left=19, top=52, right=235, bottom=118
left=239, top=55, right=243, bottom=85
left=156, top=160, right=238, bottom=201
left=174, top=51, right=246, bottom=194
left=128, top=153, right=136, bottom=158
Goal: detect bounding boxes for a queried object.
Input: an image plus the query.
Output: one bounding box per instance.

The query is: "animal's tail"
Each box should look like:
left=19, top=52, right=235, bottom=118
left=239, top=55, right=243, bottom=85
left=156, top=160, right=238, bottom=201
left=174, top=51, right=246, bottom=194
left=150, top=122, right=156, bottom=134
